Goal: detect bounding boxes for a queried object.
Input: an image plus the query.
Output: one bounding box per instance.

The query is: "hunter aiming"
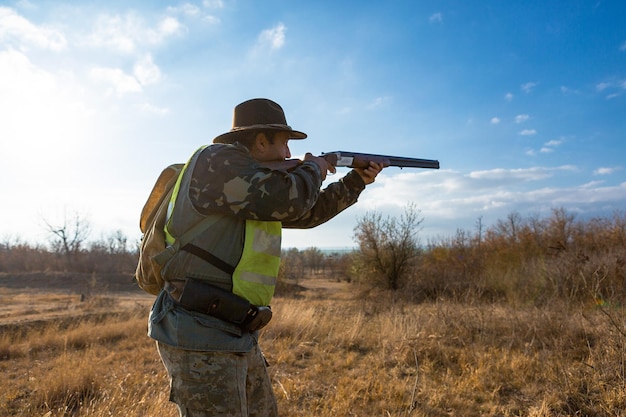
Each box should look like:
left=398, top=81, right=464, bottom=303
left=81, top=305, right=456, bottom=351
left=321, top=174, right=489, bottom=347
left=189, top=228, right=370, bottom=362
left=145, top=98, right=384, bottom=416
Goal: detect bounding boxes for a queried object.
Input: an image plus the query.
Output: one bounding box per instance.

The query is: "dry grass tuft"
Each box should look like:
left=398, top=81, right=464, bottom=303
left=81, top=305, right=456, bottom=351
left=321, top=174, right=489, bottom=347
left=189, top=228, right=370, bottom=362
left=1, top=279, right=626, bottom=416
left=263, top=287, right=626, bottom=416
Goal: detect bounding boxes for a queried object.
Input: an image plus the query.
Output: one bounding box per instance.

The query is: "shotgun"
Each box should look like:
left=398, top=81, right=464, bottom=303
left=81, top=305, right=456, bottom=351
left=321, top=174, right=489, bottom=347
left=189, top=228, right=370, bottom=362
left=321, top=151, right=440, bottom=170
left=262, top=151, right=439, bottom=172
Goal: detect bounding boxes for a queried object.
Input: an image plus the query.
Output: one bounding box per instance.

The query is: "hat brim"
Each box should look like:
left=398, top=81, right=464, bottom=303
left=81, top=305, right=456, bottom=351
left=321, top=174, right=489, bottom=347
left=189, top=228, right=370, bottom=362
left=213, top=125, right=307, bottom=144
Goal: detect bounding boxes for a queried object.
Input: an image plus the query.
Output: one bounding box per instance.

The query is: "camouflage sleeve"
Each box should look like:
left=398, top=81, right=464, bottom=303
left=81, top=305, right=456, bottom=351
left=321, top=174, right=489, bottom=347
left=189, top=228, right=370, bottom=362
left=189, top=143, right=324, bottom=221
left=282, top=170, right=366, bottom=229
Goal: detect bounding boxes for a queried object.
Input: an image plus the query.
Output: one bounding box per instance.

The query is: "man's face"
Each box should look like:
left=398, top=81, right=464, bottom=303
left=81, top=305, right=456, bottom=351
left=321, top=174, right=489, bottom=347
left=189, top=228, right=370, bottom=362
left=261, top=132, right=292, bottom=162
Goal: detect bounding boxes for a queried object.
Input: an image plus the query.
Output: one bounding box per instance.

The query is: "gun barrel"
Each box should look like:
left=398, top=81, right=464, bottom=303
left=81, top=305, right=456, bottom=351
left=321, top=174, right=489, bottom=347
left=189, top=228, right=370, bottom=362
left=322, top=151, right=440, bottom=170
left=386, top=156, right=440, bottom=169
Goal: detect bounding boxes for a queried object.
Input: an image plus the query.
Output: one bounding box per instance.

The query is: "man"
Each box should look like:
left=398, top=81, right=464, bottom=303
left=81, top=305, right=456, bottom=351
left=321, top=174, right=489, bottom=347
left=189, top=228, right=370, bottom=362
left=148, top=98, right=383, bottom=416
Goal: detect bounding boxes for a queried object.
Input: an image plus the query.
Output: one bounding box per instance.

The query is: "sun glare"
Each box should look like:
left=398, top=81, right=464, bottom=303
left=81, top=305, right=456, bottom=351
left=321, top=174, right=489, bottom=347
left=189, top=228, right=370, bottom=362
left=1, top=49, right=93, bottom=176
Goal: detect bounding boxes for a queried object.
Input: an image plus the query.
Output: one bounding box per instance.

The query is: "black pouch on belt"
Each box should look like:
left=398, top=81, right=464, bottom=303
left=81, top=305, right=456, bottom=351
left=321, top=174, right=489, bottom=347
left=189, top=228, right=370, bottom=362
left=178, top=278, right=252, bottom=325
left=243, top=306, right=272, bottom=332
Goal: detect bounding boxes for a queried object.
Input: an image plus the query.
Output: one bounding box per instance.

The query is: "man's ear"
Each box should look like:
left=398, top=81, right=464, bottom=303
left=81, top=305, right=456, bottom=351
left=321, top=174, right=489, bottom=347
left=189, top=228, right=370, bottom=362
left=249, top=132, right=268, bottom=159
left=254, top=132, right=268, bottom=153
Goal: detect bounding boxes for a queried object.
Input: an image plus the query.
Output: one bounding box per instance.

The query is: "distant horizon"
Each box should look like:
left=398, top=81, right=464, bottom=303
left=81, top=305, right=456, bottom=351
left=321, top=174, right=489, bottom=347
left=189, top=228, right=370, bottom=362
left=5, top=203, right=626, bottom=252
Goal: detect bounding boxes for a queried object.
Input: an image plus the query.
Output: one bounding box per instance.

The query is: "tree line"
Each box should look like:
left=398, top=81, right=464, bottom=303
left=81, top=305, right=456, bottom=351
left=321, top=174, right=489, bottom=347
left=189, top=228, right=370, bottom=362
left=353, top=205, right=626, bottom=306
left=2, top=206, right=626, bottom=306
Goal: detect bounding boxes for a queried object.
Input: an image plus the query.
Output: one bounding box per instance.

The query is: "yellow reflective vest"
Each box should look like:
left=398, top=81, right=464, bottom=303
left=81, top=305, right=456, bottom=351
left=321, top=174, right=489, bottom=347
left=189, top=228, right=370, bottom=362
left=231, top=220, right=281, bottom=306
left=164, top=147, right=280, bottom=307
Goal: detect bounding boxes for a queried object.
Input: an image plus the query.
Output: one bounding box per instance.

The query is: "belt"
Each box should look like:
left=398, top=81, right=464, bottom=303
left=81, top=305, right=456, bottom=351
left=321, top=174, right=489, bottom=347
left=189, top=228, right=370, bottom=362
left=164, top=278, right=272, bottom=332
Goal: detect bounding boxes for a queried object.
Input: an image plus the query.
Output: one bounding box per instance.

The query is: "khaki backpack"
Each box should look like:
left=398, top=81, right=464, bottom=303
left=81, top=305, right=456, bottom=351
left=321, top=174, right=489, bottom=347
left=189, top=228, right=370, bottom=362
left=135, top=163, right=184, bottom=295
left=135, top=155, right=231, bottom=295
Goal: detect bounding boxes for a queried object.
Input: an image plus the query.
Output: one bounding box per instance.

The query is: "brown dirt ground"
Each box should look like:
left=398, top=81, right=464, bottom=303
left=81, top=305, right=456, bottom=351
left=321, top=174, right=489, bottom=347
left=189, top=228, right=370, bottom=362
left=0, top=272, right=154, bottom=329
left=0, top=272, right=349, bottom=329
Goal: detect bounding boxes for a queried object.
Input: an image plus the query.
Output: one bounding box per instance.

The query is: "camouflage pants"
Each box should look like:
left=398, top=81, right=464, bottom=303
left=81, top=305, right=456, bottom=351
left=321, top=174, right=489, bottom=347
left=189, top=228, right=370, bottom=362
left=157, top=341, right=278, bottom=417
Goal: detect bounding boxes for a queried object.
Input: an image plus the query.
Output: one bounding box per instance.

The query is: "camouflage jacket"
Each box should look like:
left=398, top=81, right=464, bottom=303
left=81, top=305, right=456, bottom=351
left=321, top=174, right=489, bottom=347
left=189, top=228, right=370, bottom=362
left=149, top=142, right=367, bottom=352
left=189, top=142, right=365, bottom=227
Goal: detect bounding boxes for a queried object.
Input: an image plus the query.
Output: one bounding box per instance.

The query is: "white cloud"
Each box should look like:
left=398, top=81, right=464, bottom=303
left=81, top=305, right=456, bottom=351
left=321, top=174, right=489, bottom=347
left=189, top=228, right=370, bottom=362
left=580, top=180, right=604, bottom=188
left=468, top=166, right=574, bottom=182
left=594, top=80, right=625, bottom=99
left=515, top=114, right=529, bottom=123
left=203, top=0, right=224, bottom=8
left=86, top=12, right=184, bottom=53
left=367, top=96, right=392, bottom=109
left=0, top=6, right=67, bottom=51
left=90, top=66, right=142, bottom=95
left=138, top=102, right=170, bottom=115
left=0, top=48, right=50, bottom=92
left=158, top=16, right=183, bottom=38
left=527, top=138, right=564, bottom=155
left=505, top=92, right=513, bottom=101
left=352, top=166, right=626, bottom=240
left=594, top=167, right=622, bottom=175
left=544, top=139, right=563, bottom=147
left=133, top=54, right=161, bottom=85
left=357, top=167, right=577, bottom=212
left=15, top=1, right=37, bottom=10
left=258, top=23, right=286, bottom=50
left=202, top=15, right=220, bottom=24
left=429, top=12, right=443, bottom=23
left=620, top=41, right=626, bottom=51
left=490, top=117, right=500, bottom=124
left=560, top=85, right=579, bottom=94
left=521, top=82, right=537, bottom=93
left=166, top=3, right=221, bottom=24
left=87, top=14, right=139, bottom=53
left=167, top=3, right=201, bottom=17
left=519, top=129, right=537, bottom=136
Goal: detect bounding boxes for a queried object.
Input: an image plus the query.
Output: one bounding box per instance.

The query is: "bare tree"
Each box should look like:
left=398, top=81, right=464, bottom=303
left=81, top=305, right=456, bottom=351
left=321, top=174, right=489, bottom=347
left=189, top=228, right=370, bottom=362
left=547, top=207, right=576, bottom=248
left=496, top=211, right=523, bottom=243
left=43, top=211, right=91, bottom=267
left=474, top=215, right=484, bottom=247
left=106, top=229, right=129, bottom=254
left=353, top=203, right=423, bottom=290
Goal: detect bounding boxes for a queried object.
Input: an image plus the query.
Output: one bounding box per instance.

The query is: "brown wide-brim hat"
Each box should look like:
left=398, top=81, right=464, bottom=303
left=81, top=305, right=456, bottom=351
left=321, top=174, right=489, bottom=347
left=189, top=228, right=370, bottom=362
left=213, top=98, right=307, bottom=144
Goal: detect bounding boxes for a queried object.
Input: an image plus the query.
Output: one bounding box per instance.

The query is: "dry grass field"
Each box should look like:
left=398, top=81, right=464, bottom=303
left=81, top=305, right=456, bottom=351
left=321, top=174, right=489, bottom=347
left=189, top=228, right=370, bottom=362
left=1, top=272, right=626, bottom=416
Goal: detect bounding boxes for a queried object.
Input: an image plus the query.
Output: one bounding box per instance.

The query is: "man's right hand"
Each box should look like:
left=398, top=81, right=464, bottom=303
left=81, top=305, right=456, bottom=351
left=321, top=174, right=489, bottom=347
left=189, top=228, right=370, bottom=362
left=304, top=153, right=336, bottom=181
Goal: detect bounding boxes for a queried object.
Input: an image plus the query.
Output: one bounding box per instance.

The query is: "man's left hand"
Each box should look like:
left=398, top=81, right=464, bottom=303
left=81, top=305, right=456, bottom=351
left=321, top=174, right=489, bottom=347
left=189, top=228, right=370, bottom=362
left=354, top=161, right=384, bottom=185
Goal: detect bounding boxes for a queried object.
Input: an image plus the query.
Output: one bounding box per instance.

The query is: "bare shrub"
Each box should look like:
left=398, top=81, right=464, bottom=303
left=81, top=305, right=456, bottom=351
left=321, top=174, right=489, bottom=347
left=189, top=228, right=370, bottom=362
left=353, top=203, right=423, bottom=290
left=416, top=208, right=626, bottom=306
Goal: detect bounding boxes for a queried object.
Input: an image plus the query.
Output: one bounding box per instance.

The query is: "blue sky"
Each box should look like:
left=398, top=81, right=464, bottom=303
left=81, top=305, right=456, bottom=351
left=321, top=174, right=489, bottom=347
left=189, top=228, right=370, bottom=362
left=1, top=0, right=625, bottom=250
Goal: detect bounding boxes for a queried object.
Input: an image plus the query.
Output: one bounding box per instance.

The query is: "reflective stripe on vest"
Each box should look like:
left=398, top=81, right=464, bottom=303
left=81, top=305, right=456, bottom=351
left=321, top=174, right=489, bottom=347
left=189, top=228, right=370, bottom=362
left=165, top=146, right=207, bottom=245
left=232, top=220, right=281, bottom=306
